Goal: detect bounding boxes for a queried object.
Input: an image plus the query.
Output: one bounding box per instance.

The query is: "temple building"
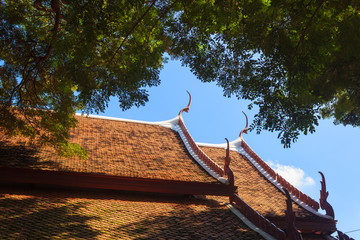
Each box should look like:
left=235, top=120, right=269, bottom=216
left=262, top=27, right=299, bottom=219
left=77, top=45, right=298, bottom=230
left=0, top=93, right=349, bottom=239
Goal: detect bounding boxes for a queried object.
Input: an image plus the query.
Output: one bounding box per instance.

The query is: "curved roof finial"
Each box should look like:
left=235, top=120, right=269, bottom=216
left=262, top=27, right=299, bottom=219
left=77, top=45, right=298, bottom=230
left=319, top=171, right=335, bottom=218
left=224, top=138, right=231, bottom=169
left=239, top=111, right=249, bottom=140
left=224, top=138, right=234, bottom=186
left=178, top=90, right=192, bottom=118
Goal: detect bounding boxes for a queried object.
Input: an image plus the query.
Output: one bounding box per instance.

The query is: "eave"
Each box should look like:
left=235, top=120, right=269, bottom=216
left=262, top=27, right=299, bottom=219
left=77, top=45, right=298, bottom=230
left=268, top=216, right=337, bottom=235
left=0, top=167, right=237, bottom=196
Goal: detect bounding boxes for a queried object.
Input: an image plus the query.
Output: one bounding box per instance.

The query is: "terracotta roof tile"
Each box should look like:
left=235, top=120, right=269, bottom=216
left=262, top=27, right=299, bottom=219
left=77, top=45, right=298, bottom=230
left=0, top=187, right=264, bottom=240
left=199, top=146, right=325, bottom=220
left=0, top=116, right=216, bottom=183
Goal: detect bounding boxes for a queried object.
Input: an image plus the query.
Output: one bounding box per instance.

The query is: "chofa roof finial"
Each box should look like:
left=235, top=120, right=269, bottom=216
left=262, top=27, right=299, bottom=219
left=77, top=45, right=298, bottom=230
left=224, top=138, right=234, bottom=186
left=178, top=90, right=192, bottom=118
left=239, top=111, right=249, bottom=140
left=319, top=171, right=335, bottom=218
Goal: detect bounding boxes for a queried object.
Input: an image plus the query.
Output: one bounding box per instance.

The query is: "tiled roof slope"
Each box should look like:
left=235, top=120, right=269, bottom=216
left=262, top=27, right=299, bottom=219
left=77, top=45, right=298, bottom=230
left=200, top=146, right=311, bottom=218
left=200, top=147, right=336, bottom=229
left=0, top=116, right=216, bottom=183
left=0, top=186, right=264, bottom=240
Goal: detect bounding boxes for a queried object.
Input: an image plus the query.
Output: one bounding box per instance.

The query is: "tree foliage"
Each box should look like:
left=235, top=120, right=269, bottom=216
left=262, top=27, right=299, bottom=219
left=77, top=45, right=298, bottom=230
left=1, top=0, right=359, bottom=153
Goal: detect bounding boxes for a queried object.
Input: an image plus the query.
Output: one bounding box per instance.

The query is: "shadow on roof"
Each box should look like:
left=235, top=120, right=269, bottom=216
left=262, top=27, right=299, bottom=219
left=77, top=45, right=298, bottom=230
left=0, top=186, right=263, bottom=239
left=115, top=207, right=263, bottom=239
left=0, top=194, right=100, bottom=239
left=0, top=140, right=61, bottom=170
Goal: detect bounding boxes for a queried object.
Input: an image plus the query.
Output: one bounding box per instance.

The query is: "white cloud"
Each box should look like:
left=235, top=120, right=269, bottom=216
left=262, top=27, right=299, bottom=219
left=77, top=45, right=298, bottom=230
left=267, top=160, right=315, bottom=188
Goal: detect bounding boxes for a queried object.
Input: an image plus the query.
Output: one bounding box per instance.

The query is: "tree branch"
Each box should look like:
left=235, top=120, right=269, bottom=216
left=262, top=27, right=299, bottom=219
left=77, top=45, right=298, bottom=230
left=110, top=0, right=158, bottom=63
left=287, top=0, right=326, bottom=98
left=145, top=0, right=179, bottom=44
left=8, top=0, right=62, bottom=106
left=290, top=0, right=326, bottom=71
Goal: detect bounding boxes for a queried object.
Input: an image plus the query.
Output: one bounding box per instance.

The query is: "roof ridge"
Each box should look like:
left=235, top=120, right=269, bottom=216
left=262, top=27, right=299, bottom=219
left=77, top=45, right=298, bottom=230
left=173, top=91, right=228, bottom=184
left=238, top=140, right=334, bottom=220
left=177, top=119, right=225, bottom=177
left=175, top=115, right=228, bottom=184
left=197, top=132, right=332, bottom=220
left=196, top=137, right=242, bottom=149
left=75, top=113, right=179, bottom=129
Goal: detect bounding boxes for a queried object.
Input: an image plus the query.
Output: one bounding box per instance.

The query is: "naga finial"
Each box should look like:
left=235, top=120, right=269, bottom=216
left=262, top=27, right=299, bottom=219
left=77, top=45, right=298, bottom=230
left=224, top=138, right=234, bottom=186
left=239, top=111, right=249, bottom=140
left=319, top=171, right=335, bottom=218
left=178, top=90, right=192, bottom=118
left=224, top=138, right=231, bottom=170
left=284, top=188, right=303, bottom=240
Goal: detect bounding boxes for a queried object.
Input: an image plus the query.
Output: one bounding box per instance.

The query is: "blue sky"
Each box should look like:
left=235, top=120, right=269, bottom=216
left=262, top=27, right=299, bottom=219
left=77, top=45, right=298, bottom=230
left=99, top=60, right=360, bottom=239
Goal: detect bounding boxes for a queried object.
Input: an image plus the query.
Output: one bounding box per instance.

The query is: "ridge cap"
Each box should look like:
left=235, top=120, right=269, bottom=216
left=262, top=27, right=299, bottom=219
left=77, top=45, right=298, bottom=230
left=238, top=139, right=333, bottom=220
left=173, top=91, right=229, bottom=184
left=196, top=137, right=242, bottom=149
left=174, top=118, right=227, bottom=184
left=75, top=113, right=179, bottom=129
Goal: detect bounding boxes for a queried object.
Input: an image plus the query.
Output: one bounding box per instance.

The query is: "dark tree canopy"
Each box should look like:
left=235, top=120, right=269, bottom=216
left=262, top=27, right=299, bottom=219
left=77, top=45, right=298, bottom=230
left=1, top=0, right=359, bottom=154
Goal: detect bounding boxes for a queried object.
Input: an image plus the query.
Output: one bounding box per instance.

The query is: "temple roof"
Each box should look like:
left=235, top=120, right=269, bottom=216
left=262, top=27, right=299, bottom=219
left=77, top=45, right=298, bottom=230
left=0, top=104, right=337, bottom=239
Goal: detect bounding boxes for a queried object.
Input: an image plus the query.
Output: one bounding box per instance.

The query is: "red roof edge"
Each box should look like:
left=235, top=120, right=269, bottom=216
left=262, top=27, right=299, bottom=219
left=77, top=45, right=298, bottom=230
left=230, top=193, right=286, bottom=240
left=177, top=91, right=224, bottom=177
left=240, top=140, right=320, bottom=211
left=178, top=118, right=225, bottom=177
left=0, top=167, right=237, bottom=196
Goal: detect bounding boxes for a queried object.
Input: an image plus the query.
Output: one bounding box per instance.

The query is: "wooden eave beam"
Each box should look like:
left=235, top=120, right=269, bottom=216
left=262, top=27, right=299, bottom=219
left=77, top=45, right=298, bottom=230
left=0, top=167, right=237, bottom=196
left=268, top=217, right=337, bottom=234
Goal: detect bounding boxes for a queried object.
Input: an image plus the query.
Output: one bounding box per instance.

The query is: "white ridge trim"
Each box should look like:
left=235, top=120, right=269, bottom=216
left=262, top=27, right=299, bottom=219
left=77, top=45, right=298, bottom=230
left=172, top=124, right=228, bottom=184
left=197, top=137, right=242, bottom=150
left=75, top=113, right=179, bottom=129
left=236, top=145, right=333, bottom=220
left=197, top=136, right=332, bottom=220
left=227, top=204, right=277, bottom=240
